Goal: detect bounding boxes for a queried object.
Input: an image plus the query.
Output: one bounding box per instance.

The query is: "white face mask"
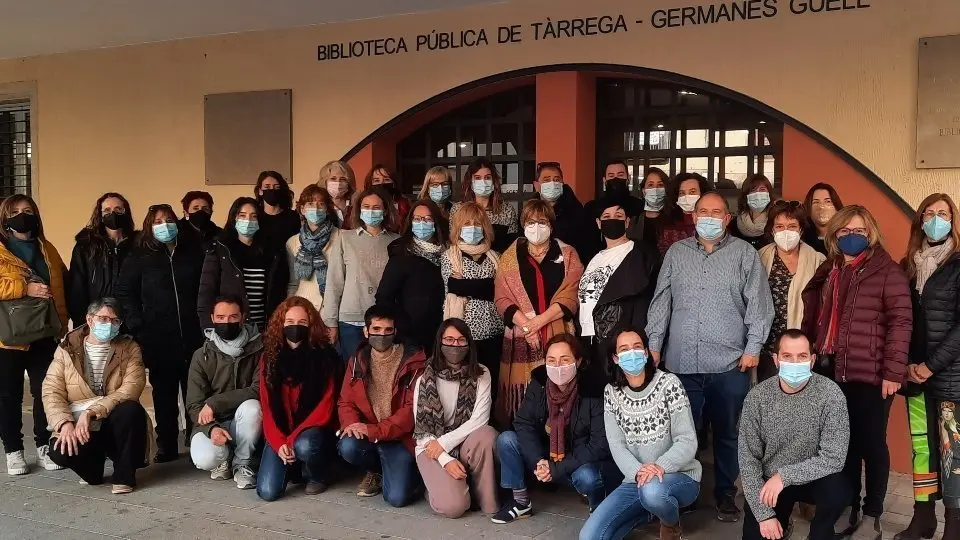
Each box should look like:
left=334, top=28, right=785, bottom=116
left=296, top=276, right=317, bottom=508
left=524, top=223, right=551, bottom=245
left=773, top=230, right=802, bottom=251
left=326, top=180, right=344, bottom=197
left=677, top=194, right=700, bottom=213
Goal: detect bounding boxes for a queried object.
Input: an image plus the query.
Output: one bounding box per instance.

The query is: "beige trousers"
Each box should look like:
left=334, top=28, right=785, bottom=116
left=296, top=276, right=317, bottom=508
left=416, top=425, right=499, bottom=518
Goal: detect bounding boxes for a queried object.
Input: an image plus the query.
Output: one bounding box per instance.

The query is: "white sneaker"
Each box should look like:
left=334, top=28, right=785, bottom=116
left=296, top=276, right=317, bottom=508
left=5, top=451, right=27, bottom=475
left=37, top=445, right=63, bottom=471
left=233, top=465, right=255, bottom=490
left=210, top=460, right=233, bottom=481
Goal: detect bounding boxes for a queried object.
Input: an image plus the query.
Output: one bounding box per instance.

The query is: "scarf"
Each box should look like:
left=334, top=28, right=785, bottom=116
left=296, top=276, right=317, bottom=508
left=294, top=221, right=334, bottom=292
left=268, top=344, right=332, bottom=434
left=414, top=362, right=479, bottom=458
left=736, top=211, right=768, bottom=238
left=546, top=378, right=578, bottom=462
left=411, top=238, right=443, bottom=267
left=915, top=238, right=955, bottom=292
left=368, top=344, right=404, bottom=421
left=817, top=252, right=868, bottom=354
left=443, top=243, right=500, bottom=320
left=202, top=324, right=257, bottom=358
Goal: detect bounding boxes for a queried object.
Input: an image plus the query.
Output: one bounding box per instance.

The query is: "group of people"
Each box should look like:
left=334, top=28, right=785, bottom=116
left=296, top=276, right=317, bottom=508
left=0, top=156, right=957, bottom=540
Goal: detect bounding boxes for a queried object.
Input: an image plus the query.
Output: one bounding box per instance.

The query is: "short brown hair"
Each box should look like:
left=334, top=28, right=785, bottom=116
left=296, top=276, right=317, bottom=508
left=737, top=174, right=774, bottom=214
left=520, top=199, right=556, bottom=230
left=764, top=200, right=808, bottom=236
left=296, top=184, right=338, bottom=226
left=544, top=332, right=583, bottom=361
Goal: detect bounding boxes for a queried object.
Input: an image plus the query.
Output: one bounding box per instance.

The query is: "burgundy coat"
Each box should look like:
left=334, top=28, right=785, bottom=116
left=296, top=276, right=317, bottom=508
left=801, top=248, right=913, bottom=386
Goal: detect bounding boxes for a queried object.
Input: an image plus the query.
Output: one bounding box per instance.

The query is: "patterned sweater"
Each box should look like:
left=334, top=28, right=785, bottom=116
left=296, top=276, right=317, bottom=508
left=603, top=370, right=701, bottom=483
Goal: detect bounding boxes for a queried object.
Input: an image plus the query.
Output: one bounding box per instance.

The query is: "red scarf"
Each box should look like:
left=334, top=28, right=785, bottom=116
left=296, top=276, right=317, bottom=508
left=546, top=379, right=578, bottom=462
left=817, top=252, right=868, bottom=354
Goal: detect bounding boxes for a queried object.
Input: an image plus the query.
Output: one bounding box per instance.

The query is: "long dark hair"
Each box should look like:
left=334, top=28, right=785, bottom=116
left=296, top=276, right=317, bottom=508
left=254, top=170, right=294, bottom=210
left=608, top=326, right=657, bottom=389
left=399, top=199, right=449, bottom=251
left=135, top=204, right=177, bottom=250
left=429, top=318, right=484, bottom=380
left=461, top=158, right=504, bottom=213
left=803, top=182, right=844, bottom=226
left=219, top=196, right=263, bottom=249
left=667, top=172, right=712, bottom=220
left=80, top=192, right=136, bottom=260
left=348, top=186, right=398, bottom=232
left=736, top=174, right=774, bottom=214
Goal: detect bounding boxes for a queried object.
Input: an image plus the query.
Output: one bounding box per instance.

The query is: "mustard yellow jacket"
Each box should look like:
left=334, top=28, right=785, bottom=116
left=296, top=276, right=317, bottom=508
left=0, top=238, right=69, bottom=350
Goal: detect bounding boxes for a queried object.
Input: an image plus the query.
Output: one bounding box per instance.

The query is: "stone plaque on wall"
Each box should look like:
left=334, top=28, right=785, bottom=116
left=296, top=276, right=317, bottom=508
left=204, top=89, right=292, bottom=184
left=917, top=35, right=960, bottom=169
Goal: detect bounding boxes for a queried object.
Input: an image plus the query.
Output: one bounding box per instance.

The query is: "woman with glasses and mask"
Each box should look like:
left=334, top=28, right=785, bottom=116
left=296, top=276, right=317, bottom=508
left=756, top=201, right=825, bottom=381
left=657, top=173, right=712, bottom=255
left=254, top=170, right=300, bottom=251
left=286, top=185, right=340, bottom=313
left=0, top=195, right=69, bottom=475
left=116, top=203, right=205, bottom=462
left=318, top=160, right=357, bottom=226
left=801, top=205, right=912, bottom=538
left=178, top=191, right=221, bottom=249
left=367, top=164, right=412, bottom=230
left=451, top=158, right=519, bottom=254
left=802, top=183, right=844, bottom=255
left=418, top=167, right=454, bottom=217
left=68, top=193, right=136, bottom=329
left=414, top=318, right=498, bottom=519
left=730, top=174, right=775, bottom=250
left=376, top=200, right=449, bottom=355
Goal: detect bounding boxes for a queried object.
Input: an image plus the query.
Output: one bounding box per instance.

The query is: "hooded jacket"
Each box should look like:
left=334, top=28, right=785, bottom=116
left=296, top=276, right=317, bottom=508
left=68, top=228, right=133, bottom=327
left=185, top=332, right=264, bottom=437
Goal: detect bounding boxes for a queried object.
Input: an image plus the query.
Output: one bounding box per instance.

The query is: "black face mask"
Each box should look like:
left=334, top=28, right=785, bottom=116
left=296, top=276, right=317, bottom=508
left=600, top=218, right=627, bottom=240
left=606, top=178, right=629, bottom=195
left=261, top=190, right=282, bottom=207
left=380, top=183, right=400, bottom=196
left=213, top=322, right=242, bottom=341
left=7, top=213, right=39, bottom=236
left=101, top=212, right=128, bottom=231
left=283, top=324, right=310, bottom=344
left=188, top=210, right=212, bottom=227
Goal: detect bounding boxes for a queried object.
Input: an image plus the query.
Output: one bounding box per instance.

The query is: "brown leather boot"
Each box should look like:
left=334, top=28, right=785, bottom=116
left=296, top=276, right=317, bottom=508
left=660, top=522, right=682, bottom=540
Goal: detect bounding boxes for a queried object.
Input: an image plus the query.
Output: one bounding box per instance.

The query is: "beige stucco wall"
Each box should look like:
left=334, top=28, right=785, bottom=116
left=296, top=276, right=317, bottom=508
left=0, top=0, right=957, bottom=256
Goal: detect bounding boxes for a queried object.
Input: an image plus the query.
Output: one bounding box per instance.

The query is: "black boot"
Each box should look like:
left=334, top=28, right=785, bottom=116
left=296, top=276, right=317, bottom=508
left=944, top=507, right=960, bottom=540
left=835, top=509, right=861, bottom=539
left=893, top=501, right=937, bottom=540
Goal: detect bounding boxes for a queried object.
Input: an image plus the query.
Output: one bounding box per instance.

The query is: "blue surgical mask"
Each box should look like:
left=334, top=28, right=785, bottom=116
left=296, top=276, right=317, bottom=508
left=472, top=179, right=494, bottom=197
left=360, top=208, right=384, bottom=227
left=539, top=181, right=563, bottom=202
left=696, top=216, right=725, bottom=240
left=429, top=185, right=451, bottom=203
left=91, top=321, right=119, bottom=343
left=837, top=233, right=869, bottom=256
left=644, top=187, right=666, bottom=210
left=746, top=191, right=771, bottom=211
left=152, top=222, right=178, bottom=243
left=460, top=225, right=484, bottom=245
left=235, top=218, right=259, bottom=238
left=778, top=360, right=813, bottom=388
left=617, top=349, right=647, bottom=376
left=305, top=207, right=326, bottom=225
left=924, top=216, right=952, bottom=243
left=412, top=221, right=435, bottom=240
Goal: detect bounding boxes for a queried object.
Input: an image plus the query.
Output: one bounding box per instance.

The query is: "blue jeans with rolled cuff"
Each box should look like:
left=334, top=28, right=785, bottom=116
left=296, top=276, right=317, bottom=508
left=579, top=473, right=701, bottom=540
left=256, top=427, right=336, bottom=502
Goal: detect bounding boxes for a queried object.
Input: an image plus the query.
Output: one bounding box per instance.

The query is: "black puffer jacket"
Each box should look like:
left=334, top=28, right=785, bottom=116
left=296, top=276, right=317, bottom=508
left=67, top=228, right=133, bottom=327
left=375, top=238, right=444, bottom=355
left=538, top=186, right=603, bottom=265
left=910, top=253, right=960, bottom=402
left=513, top=365, right=614, bottom=479
left=197, top=240, right=288, bottom=329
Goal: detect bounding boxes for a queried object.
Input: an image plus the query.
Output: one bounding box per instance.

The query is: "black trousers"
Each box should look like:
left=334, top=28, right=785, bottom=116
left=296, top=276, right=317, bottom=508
left=476, top=334, right=503, bottom=397
left=742, top=472, right=851, bottom=540
left=48, top=401, right=148, bottom=486
left=840, top=381, right=893, bottom=517
left=0, top=339, right=57, bottom=453
left=146, top=346, right=192, bottom=454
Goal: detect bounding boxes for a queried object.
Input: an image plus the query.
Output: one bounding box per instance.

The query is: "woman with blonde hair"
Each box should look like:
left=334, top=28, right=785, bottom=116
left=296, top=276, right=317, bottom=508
left=493, top=199, right=583, bottom=427
left=802, top=204, right=913, bottom=538
left=441, top=202, right=503, bottom=386
left=318, top=160, right=357, bottom=226
left=451, top=158, right=518, bottom=253
left=418, top=166, right=454, bottom=216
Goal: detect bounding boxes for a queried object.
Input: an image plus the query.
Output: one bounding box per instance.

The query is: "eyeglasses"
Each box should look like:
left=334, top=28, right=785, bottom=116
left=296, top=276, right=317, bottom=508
left=101, top=208, right=127, bottom=216
left=412, top=216, right=434, bottom=223
left=923, top=210, right=952, bottom=221
left=91, top=315, right=121, bottom=326
left=148, top=204, right=174, bottom=213
left=837, top=227, right=868, bottom=237
left=441, top=336, right=469, bottom=346
left=771, top=200, right=802, bottom=210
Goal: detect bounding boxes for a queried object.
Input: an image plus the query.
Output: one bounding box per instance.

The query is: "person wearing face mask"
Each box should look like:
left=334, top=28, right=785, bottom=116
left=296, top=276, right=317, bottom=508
left=532, top=162, right=601, bottom=264
left=731, top=174, right=775, bottom=250
left=367, top=164, right=412, bottom=229
left=418, top=166, right=454, bottom=217
left=116, top=203, right=204, bottom=463
left=802, top=183, right=844, bottom=255
left=185, top=296, right=263, bottom=490
left=584, top=161, right=645, bottom=245
left=178, top=191, right=221, bottom=250
left=254, top=170, right=300, bottom=252
left=493, top=334, right=618, bottom=524
left=646, top=192, right=774, bottom=523
left=337, top=305, right=426, bottom=505
left=451, top=158, right=519, bottom=254
left=493, top=199, right=584, bottom=428
left=322, top=187, right=400, bottom=364
left=440, top=203, right=503, bottom=388
left=376, top=200, right=449, bottom=355
left=257, top=298, right=341, bottom=501
left=580, top=328, right=700, bottom=540
left=286, top=185, right=340, bottom=313
left=414, top=318, right=498, bottom=519
left=738, top=329, right=851, bottom=540
left=756, top=201, right=826, bottom=381
left=318, top=160, right=357, bottom=225
left=801, top=205, right=912, bottom=539
left=657, top=173, right=713, bottom=255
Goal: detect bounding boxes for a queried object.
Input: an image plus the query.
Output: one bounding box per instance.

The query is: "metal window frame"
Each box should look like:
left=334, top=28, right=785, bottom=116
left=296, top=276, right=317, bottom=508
left=0, top=81, right=37, bottom=201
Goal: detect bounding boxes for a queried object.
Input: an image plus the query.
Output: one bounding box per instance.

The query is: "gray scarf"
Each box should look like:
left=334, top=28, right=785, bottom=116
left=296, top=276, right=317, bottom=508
left=915, top=238, right=955, bottom=292
left=203, top=324, right=259, bottom=357
left=736, top=211, right=768, bottom=238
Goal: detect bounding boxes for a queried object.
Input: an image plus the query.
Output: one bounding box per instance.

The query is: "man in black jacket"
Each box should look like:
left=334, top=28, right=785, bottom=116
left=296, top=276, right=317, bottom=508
left=533, top=162, right=602, bottom=264
left=584, top=160, right=647, bottom=246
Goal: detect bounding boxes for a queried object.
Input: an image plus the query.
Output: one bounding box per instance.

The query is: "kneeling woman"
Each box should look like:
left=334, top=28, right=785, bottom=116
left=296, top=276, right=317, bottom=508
left=493, top=333, right=620, bottom=524
left=580, top=328, right=701, bottom=540
left=43, top=298, right=154, bottom=494
left=257, top=297, right=341, bottom=501
left=414, top=318, right=498, bottom=518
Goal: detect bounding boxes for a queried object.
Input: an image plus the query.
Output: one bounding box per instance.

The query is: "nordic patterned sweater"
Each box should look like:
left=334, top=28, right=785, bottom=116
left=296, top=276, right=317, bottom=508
left=738, top=373, right=850, bottom=521
left=603, top=370, right=702, bottom=483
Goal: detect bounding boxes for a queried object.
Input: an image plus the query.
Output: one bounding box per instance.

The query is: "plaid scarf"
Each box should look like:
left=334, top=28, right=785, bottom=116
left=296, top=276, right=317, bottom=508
left=414, top=363, right=478, bottom=458
left=546, top=378, right=578, bottom=462
left=294, top=221, right=334, bottom=292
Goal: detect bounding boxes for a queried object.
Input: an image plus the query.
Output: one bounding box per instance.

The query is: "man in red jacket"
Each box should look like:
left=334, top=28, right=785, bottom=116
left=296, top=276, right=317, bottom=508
left=337, top=305, right=426, bottom=506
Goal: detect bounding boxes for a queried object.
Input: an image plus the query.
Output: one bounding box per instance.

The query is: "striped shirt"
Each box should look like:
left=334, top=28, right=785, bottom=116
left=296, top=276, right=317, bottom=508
left=243, top=266, right=267, bottom=328
left=83, top=341, right=111, bottom=395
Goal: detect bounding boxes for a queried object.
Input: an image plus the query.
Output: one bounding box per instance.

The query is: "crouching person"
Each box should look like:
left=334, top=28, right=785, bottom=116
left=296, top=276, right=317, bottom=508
left=187, top=296, right=263, bottom=490
left=257, top=297, right=341, bottom=501
left=43, top=298, right=153, bottom=494
left=494, top=333, right=621, bottom=524
left=414, top=318, right=499, bottom=518
left=337, top=305, right=426, bottom=506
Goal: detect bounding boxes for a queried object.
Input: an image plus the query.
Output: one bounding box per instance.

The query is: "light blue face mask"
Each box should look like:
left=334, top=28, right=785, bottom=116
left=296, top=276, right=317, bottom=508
left=778, top=360, right=813, bottom=388
left=696, top=216, right=725, bottom=240
left=746, top=191, right=771, bottom=211
left=235, top=219, right=259, bottom=238
left=91, top=321, right=119, bottom=343
left=617, top=349, right=648, bottom=376
left=539, top=181, right=563, bottom=202
left=305, top=207, right=326, bottom=225
left=644, top=187, right=666, bottom=210
left=360, top=208, right=384, bottom=227
left=152, top=222, right=178, bottom=243
left=412, top=221, right=435, bottom=240
left=472, top=179, right=494, bottom=197
left=923, top=215, right=952, bottom=243
left=460, top=225, right=484, bottom=245
left=429, top=185, right=451, bottom=203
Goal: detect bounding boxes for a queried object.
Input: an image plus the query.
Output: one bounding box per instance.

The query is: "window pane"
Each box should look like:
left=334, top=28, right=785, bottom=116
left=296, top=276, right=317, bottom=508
left=431, top=125, right=457, bottom=158
left=687, top=157, right=709, bottom=178
left=724, top=130, right=750, bottom=147
left=503, top=163, right=519, bottom=193
left=725, top=156, right=749, bottom=186
left=685, top=129, right=710, bottom=149
left=761, top=155, right=777, bottom=182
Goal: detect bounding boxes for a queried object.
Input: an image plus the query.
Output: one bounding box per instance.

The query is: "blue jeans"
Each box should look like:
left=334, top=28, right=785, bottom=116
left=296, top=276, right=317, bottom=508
left=579, top=474, right=700, bottom=540
left=497, top=431, right=622, bottom=510
left=336, top=323, right=365, bottom=365
left=676, top=369, right=749, bottom=501
left=337, top=436, right=422, bottom=507
left=257, top=427, right=335, bottom=502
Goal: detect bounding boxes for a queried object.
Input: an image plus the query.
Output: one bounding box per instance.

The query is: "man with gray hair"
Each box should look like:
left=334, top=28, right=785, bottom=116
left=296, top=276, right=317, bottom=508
left=646, top=191, right=774, bottom=523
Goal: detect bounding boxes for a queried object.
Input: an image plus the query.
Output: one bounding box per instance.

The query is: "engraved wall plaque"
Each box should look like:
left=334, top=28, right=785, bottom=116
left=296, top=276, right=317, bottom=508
left=917, top=35, right=960, bottom=169
left=204, top=89, right=292, bottom=185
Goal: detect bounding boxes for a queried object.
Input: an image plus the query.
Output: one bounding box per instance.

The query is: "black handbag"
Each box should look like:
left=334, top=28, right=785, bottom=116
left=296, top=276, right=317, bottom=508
left=813, top=352, right=835, bottom=379
left=0, top=297, right=61, bottom=346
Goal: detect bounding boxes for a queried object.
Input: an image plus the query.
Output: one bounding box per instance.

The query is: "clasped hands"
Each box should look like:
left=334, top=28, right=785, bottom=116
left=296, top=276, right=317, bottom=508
left=513, top=311, right=547, bottom=350
left=757, top=473, right=786, bottom=539
left=425, top=439, right=467, bottom=480
left=53, top=410, right=95, bottom=457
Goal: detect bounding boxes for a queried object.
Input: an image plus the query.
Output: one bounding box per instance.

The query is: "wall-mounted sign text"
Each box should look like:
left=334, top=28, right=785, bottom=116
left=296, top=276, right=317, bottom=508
left=917, top=35, right=960, bottom=169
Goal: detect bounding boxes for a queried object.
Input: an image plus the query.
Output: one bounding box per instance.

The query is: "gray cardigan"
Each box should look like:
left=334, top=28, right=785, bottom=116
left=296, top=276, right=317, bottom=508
left=321, top=228, right=398, bottom=326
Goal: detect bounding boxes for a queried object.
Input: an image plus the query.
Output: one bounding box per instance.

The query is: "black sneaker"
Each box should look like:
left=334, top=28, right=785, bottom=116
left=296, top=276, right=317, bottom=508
left=154, top=449, right=180, bottom=464
left=716, top=495, right=741, bottom=523
left=491, top=499, right=532, bottom=524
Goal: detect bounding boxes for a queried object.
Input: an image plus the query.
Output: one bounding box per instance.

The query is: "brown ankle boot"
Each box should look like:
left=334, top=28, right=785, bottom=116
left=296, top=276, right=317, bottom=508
left=660, top=522, right=682, bottom=540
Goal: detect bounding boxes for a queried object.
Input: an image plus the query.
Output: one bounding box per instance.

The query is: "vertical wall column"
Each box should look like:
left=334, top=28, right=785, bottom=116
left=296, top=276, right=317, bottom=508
left=347, top=139, right=397, bottom=190
left=535, top=72, right=597, bottom=201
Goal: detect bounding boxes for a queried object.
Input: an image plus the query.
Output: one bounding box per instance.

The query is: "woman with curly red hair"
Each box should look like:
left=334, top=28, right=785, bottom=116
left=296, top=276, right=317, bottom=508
left=256, top=297, right=341, bottom=501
